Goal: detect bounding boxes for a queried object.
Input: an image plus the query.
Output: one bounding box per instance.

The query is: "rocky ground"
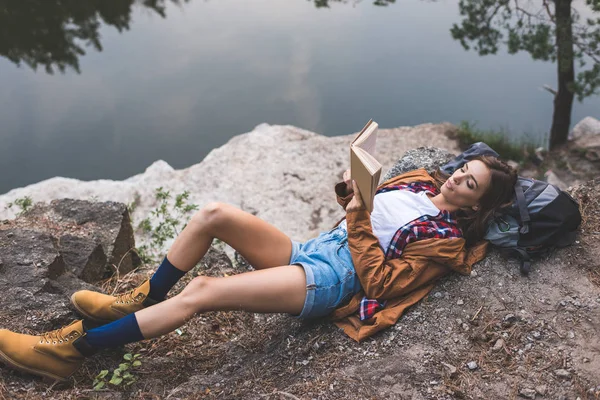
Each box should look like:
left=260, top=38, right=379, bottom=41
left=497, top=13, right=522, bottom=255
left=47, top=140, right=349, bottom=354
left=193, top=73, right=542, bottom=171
left=0, top=123, right=599, bottom=399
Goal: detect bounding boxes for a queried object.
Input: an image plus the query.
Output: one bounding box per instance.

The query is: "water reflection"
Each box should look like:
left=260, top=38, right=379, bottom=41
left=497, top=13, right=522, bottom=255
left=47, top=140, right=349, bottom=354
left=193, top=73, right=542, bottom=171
left=0, top=0, right=187, bottom=73
left=312, top=0, right=395, bottom=7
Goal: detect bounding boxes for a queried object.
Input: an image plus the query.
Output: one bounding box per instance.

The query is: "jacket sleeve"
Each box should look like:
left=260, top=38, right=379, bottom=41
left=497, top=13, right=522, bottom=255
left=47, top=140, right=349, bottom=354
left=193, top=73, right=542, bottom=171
left=335, top=181, right=354, bottom=210
left=345, top=208, right=445, bottom=300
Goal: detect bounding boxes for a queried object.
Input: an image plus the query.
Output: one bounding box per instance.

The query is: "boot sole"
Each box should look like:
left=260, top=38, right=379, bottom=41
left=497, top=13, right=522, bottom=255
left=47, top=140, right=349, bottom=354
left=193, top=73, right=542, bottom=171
left=70, top=293, right=114, bottom=324
left=0, top=348, right=68, bottom=382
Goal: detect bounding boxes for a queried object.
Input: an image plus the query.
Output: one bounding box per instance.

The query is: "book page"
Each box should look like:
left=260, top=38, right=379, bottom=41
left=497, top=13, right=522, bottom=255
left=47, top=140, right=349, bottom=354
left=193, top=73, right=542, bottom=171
left=352, top=120, right=378, bottom=156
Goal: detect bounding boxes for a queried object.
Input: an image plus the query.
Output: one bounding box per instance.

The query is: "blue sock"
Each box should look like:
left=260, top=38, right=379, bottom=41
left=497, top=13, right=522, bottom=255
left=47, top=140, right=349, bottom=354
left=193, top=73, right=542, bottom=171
left=84, top=314, right=144, bottom=349
left=148, top=257, right=186, bottom=301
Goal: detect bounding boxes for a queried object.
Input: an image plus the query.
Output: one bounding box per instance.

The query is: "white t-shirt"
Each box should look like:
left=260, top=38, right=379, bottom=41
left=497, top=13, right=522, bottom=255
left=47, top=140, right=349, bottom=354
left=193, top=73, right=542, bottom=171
left=339, top=190, right=441, bottom=253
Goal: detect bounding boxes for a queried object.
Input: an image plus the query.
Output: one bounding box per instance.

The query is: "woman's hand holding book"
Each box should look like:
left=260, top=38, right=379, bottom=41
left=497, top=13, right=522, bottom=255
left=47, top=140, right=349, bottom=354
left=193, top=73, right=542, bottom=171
left=346, top=180, right=366, bottom=212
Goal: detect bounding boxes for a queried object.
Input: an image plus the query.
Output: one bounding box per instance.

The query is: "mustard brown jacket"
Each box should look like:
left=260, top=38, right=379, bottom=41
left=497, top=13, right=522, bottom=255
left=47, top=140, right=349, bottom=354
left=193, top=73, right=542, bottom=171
left=330, top=168, right=488, bottom=342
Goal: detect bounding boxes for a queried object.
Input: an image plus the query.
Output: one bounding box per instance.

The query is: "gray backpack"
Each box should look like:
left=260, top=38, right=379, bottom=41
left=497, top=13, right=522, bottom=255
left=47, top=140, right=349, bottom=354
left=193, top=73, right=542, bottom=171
left=441, top=142, right=581, bottom=275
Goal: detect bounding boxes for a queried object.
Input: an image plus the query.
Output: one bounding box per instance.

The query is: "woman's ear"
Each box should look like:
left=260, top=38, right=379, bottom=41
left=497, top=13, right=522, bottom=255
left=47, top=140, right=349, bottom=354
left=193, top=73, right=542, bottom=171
left=471, top=204, right=480, bottom=211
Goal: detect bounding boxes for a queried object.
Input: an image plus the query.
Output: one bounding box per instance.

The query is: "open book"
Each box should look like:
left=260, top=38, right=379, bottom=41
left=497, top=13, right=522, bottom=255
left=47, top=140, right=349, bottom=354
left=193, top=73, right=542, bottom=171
left=350, top=119, right=382, bottom=212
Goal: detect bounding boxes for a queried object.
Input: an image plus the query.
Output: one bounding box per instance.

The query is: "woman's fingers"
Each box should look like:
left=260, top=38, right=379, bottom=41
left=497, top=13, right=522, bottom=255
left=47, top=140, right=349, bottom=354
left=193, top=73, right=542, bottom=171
left=346, top=180, right=365, bottom=211
left=352, top=180, right=362, bottom=199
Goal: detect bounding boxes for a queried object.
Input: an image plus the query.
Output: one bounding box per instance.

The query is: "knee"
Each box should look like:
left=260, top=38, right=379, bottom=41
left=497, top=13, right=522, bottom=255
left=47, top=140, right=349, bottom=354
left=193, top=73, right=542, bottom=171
left=190, top=202, right=228, bottom=233
left=178, top=276, right=213, bottom=312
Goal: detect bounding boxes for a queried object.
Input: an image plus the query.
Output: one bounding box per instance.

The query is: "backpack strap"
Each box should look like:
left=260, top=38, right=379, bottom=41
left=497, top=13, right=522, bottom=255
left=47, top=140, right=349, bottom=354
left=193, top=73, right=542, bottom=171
left=512, top=247, right=531, bottom=276
left=514, top=183, right=530, bottom=235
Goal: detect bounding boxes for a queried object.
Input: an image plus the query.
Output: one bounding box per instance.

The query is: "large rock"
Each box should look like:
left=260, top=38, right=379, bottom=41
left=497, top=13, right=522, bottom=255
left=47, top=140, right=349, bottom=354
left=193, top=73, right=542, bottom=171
left=5, top=199, right=140, bottom=282
left=0, top=199, right=141, bottom=330
left=570, top=116, right=600, bottom=140
left=381, top=147, right=456, bottom=182
left=0, top=229, right=77, bottom=330
left=0, top=123, right=461, bottom=244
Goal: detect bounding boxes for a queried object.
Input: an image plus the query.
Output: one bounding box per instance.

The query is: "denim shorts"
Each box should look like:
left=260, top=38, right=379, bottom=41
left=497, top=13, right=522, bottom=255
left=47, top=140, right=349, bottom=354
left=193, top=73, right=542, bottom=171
left=290, top=225, right=362, bottom=319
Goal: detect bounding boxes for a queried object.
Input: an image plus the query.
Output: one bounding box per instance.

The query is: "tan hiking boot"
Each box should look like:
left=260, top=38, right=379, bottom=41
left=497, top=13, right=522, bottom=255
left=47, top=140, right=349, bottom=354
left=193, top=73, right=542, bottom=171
left=70, top=280, right=158, bottom=324
left=0, top=320, right=96, bottom=382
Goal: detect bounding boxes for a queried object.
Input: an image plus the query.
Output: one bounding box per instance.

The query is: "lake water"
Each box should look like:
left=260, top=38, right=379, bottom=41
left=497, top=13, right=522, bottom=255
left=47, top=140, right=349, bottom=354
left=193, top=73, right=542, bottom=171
left=1, top=0, right=598, bottom=195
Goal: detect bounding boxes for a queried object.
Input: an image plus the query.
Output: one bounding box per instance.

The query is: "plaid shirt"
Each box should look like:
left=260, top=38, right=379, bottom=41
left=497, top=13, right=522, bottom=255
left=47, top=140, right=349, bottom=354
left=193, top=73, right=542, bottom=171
left=358, top=182, right=462, bottom=320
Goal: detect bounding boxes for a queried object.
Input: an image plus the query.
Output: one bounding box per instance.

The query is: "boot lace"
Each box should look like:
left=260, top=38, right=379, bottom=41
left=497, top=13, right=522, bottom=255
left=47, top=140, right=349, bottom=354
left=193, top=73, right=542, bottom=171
left=39, top=325, right=81, bottom=345
left=114, top=288, right=145, bottom=305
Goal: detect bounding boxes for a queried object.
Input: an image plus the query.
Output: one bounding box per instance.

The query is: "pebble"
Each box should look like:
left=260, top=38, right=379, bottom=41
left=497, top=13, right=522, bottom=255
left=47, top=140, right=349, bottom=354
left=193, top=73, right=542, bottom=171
left=470, top=270, right=478, bottom=277
left=457, top=299, right=464, bottom=305
left=433, top=292, right=443, bottom=299
left=568, top=331, right=575, bottom=339
left=554, top=369, right=571, bottom=379
left=504, top=314, right=517, bottom=323
left=532, top=331, right=541, bottom=340
left=583, top=357, right=590, bottom=363
left=518, top=388, right=537, bottom=399
left=492, top=338, right=504, bottom=352
left=461, top=323, right=470, bottom=332
left=467, top=361, right=478, bottom=370
left=441, top=362, right=457, bottom=377
left=6, top=232, right=13, bottom=238
left=535, top=385, right=547, bottom=395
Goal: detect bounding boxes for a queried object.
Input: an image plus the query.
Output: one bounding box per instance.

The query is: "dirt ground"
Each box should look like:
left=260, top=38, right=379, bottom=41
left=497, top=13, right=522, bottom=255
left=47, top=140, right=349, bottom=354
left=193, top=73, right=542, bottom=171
left=1, top=146, right=599, bottom=400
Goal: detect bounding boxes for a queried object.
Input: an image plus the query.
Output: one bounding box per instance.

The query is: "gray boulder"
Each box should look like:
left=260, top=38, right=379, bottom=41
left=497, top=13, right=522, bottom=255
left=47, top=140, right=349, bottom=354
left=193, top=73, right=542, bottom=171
left=0, top=199, right=140, bottom=331
left=15, top=199, right=140, bottom=282
left=570, top=116, right=600, bottom=140
left=381, top=147, right=456, bottom=182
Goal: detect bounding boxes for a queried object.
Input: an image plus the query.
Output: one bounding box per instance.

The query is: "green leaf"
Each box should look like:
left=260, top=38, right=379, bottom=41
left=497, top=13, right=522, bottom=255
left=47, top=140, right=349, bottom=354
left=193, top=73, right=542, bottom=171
left=109, top=376, right=123, bottom=386
left=118, top=363, right=129, bottom=371
left=133, top=354, right=141, bottom=359
left=123, top=353, right=133, bottom=361
left=113, top=369, right=121, bottom=377
left=123, top=372, right=133, bottom=379
left=96, top=369, right=109, bottom=379
left=132, top=360, right=142, bottom=367
left=93, top=381, right=105, bottom=390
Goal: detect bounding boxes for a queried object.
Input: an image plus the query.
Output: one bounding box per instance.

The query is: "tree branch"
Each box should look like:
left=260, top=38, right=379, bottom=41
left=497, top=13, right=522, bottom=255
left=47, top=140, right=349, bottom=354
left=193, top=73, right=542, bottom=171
left=573, top=38, right=600, bottom=63
left=542, top=0, right=555, bottom=22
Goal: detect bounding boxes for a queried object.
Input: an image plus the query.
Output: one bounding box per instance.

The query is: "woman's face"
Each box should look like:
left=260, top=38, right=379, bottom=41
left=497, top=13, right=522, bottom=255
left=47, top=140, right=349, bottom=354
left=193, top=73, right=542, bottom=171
left=440, top=160, right=492, bottom=210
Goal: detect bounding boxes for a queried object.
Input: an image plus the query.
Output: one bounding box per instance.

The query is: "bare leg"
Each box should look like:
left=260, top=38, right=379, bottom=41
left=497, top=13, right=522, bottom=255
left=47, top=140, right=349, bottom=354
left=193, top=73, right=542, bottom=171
left=167, top=202, right=294, bottom=271
left=135, top=265, right=306, bottom=338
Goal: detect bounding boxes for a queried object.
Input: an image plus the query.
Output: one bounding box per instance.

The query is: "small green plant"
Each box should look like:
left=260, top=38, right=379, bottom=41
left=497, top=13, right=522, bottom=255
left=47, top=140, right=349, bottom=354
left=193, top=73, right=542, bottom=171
left=135, top=188, right=199, bottom=265
left=93, top=353, right=142, bottom=390
left=127, top=191, right=142, bottom=214
left=5, top=196, right=33, bottom=216
left=455, top=121, right=538, bottom=163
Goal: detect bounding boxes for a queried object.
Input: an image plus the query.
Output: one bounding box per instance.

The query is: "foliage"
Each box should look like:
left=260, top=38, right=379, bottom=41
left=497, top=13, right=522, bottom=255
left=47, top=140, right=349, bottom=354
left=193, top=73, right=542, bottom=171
left=450, top=0, right=600, bottom=148
left=0, top=0, right=188, bottom=74
left=455, top=121, right=537, bottom=162
left=5, top=196, right=33, bottom=216
left=135, top=187, right=198, bottom=265
left=93, top=353, right=142, bottom=390
left=451, top=0, right=600, bottom=100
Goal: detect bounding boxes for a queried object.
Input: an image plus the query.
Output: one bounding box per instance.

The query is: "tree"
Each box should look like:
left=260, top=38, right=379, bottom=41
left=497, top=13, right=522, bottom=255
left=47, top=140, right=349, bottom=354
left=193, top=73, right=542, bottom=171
left=451, top=0, right=600, bottom=149
left=0, top=0, right=185, bottom=74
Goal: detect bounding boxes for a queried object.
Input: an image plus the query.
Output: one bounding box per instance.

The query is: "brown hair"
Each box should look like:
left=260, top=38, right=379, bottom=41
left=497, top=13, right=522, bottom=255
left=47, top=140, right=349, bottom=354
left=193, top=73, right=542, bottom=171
left=432, top=156, right=518, bottom=246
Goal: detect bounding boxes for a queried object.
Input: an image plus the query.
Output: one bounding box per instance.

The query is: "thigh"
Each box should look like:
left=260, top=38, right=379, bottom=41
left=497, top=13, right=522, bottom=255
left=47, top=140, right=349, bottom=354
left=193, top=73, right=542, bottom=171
left=210, top=203, right=294, bottom=269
